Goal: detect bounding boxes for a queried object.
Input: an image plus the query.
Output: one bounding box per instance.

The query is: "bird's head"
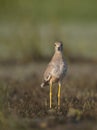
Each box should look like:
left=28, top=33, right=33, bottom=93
left=54, top=41, right=63, bottom=52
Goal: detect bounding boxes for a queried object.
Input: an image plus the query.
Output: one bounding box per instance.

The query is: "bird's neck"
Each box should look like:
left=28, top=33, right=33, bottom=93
left=55, top=50, right=63, bottom=55
left=52, top=51, right=63, bottom=60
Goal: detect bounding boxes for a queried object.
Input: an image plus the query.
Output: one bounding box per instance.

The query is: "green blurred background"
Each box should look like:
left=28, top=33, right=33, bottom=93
left=0, top=1, right=97, bottom=129
left=0, top=0, right=97, bottom=62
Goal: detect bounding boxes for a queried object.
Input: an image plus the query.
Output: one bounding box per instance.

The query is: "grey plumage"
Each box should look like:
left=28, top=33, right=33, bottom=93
left=41, top=41, right=67, bottom=87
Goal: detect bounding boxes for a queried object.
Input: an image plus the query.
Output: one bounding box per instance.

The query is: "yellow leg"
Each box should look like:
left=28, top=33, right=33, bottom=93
left=50, top=81, right=52, bottom=109
left=58, top=82, right=61, bottom=110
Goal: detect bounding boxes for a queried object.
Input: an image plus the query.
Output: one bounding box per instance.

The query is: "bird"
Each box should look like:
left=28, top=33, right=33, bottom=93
left=41, top=41, right=67, bottom=109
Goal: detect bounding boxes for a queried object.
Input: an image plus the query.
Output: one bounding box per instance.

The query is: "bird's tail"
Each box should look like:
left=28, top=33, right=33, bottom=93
left=41, top=82, right=45, bottom=88
left=41, top=81, right=48, bottom=88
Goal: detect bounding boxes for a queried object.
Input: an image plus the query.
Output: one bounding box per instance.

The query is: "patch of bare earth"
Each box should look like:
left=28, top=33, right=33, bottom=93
left=0, top=62, right=97, bottom=129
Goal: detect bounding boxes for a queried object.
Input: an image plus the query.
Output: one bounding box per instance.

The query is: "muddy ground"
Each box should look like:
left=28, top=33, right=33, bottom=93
left=0, top=62, right=97, bottom=130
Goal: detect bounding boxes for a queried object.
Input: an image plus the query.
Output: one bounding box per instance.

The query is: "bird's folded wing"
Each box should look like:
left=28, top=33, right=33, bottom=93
left=43, top=63, right=55, bottom=82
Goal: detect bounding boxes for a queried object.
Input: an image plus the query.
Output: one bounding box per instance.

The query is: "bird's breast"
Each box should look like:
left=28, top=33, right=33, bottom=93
left=51, top=60, right=67, bottom=79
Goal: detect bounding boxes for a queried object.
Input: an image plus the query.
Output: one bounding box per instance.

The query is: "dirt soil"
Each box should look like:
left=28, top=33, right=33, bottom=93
left=0, top=62, right=97, bottom=130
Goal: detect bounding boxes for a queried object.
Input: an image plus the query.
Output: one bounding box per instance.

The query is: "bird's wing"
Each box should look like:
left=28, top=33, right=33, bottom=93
left=43, top=62, right=55, bottom=82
